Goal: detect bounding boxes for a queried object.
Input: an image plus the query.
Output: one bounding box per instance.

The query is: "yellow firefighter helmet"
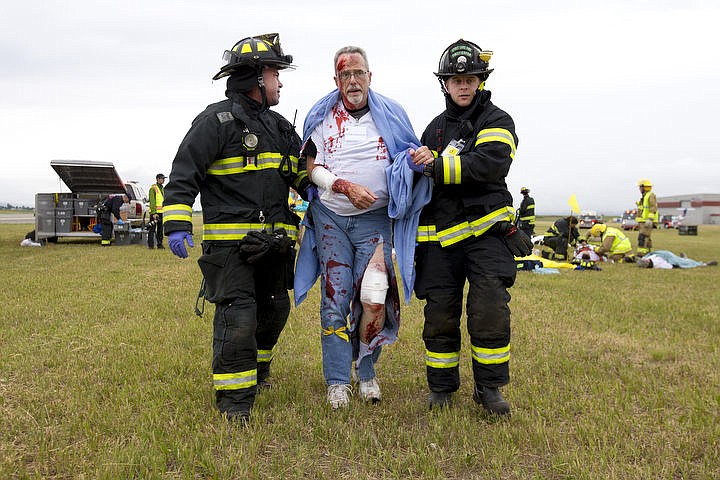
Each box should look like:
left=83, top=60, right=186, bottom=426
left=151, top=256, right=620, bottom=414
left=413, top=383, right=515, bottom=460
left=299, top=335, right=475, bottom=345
left=590, top=223, right=607, bottom=237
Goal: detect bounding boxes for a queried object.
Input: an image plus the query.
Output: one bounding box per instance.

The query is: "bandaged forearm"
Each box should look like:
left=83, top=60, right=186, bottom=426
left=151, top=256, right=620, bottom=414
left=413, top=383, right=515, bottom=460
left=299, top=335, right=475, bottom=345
left=310, top=165, right=338, bottom=191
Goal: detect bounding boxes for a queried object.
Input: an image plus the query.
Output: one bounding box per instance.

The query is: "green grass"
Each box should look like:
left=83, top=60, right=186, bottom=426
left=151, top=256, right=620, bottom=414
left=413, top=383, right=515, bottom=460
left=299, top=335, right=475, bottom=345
left=1, top=220, right=719, bottom=479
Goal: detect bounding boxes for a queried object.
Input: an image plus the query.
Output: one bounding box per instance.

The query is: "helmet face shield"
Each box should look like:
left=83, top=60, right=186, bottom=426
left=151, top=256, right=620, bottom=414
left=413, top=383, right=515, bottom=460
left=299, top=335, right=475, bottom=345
left=213, top=33, right=295, bottom=80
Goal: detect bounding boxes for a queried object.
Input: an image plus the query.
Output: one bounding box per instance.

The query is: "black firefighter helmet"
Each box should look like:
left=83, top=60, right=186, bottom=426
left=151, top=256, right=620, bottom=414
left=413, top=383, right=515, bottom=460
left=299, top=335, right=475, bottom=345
left=434, top=39, right=494, bottom=81
left=212, top=33, right=295, bottom=80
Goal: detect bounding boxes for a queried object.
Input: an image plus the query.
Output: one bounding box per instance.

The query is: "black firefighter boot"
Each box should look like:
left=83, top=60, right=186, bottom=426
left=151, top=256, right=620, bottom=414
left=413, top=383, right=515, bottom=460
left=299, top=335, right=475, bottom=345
left=473, top=385, right=511, bottom=416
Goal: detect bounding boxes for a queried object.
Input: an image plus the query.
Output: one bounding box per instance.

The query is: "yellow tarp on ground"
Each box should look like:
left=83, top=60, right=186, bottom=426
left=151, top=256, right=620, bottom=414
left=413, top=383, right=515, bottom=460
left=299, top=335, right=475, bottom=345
left=515, top=254, right=576, bottom=269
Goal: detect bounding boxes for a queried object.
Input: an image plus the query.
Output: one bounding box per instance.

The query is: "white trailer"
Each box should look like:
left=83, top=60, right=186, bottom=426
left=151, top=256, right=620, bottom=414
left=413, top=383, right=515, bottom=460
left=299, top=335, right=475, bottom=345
left=35, top=160, right=149, bottom=244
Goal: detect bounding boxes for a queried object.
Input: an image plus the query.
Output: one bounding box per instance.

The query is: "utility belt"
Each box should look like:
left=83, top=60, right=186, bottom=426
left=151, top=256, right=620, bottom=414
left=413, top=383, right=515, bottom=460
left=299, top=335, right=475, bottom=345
left=202, top=221, right=298, bottom=242
left=195, top=229, right=296, bottom=315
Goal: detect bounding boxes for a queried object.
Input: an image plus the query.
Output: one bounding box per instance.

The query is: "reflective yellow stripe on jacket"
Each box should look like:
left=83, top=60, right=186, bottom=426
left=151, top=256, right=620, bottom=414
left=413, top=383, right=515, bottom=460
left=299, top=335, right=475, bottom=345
left=257, top=348, right=274, bottom=363
left=163, top=203, right=193, bottom=223
left=425, top=350, right=460, bottom=369
left=213, top=369, right=257, bottom=391
left=207, top=153, right=298, bottom=175
left=417, top=206, right=514, bottom=247
left=475, top=128, right=516, bottom=159
left=471, top=344, right=510, bottom=365
left=519, top=203, right=535, bottom=224
left=203, top=222, right=298, bottom=241
left=605, top=227, right=632, bottom=254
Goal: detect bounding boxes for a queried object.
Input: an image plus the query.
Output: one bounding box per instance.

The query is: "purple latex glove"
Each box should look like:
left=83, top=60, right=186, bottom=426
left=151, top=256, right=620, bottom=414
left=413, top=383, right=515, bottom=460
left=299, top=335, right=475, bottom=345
left=168, top=231, right=194, bottom=258
left=307, top=184, right=318, bottom=202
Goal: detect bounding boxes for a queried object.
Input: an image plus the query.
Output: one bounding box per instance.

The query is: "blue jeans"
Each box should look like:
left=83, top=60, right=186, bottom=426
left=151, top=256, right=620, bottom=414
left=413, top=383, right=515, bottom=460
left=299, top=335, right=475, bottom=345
left=309, top=199, right=392, bottom=385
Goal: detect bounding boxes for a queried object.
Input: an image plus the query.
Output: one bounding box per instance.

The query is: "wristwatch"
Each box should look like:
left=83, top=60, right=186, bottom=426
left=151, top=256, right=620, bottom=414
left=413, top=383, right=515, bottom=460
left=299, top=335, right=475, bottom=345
left=422, top=162, right=434, bottom=178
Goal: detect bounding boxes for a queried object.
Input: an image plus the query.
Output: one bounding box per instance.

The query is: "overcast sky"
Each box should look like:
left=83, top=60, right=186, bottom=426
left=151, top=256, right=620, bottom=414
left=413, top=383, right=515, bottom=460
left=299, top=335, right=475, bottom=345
left=2, top=0, right=718, bottom=214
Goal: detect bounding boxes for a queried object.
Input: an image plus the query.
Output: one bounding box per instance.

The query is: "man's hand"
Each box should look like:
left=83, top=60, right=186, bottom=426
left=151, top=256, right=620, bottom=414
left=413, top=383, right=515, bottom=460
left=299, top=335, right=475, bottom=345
left=168, top=231, right=194, bottom=258
left=409, top=146, right=434, bottom=173
left=495, top=222, right=533, bottom=257
left=332, top=179, right=377, bottom=210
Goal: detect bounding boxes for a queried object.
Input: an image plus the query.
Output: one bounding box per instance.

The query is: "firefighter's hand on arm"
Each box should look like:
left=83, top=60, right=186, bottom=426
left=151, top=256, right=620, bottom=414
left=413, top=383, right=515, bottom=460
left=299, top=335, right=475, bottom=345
left=117, top=218, right=124, bottom=225
left=168, top=231, right=194, bottom=258
left=408, top=146, right=433, bottom=173
left=495, top=221, right=533, bottom=257
left=301, top=139, right=319, bottom=202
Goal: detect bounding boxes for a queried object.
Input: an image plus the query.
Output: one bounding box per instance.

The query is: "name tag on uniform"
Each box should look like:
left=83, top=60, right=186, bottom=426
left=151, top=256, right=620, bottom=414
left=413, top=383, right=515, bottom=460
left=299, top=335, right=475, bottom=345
left=345, top=124, right=367, bottom=142
left=441, top=138, right=466, bottom=157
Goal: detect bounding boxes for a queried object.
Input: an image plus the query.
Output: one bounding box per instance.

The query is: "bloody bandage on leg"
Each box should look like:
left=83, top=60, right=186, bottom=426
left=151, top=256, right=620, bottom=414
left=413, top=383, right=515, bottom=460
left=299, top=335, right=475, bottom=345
left=360, top=267, right=389, bottom=304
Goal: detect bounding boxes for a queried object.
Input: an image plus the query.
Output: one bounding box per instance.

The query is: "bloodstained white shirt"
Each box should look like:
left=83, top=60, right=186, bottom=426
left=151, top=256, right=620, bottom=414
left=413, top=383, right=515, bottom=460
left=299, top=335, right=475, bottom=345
left=310, top=100, right=390, bottom=216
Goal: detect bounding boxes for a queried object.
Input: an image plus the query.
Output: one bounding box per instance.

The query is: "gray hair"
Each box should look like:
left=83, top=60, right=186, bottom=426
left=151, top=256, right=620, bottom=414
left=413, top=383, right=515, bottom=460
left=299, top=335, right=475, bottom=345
left=333, top=46, right=369, bottom=72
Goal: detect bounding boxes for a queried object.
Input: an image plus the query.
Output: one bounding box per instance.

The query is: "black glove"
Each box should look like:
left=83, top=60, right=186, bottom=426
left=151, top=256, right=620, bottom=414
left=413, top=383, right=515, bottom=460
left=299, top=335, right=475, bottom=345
left=301, top=138, right=317, bottom=159
left=239, top=229, right=294, bottom=264
left=495, top=221, right=533, bottom=257
left=295, top=176, right=312, bottom=202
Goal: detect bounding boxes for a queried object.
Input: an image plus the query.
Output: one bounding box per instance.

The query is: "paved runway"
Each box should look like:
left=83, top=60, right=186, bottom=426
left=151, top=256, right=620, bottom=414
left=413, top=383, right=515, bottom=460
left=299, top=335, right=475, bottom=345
left=0, top=214, right=34, bottom=224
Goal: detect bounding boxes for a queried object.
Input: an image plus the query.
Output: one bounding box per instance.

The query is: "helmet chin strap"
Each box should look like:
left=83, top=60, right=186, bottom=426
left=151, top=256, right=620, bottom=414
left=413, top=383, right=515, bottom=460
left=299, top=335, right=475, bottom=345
left=256, top=65, right=268, bottom=109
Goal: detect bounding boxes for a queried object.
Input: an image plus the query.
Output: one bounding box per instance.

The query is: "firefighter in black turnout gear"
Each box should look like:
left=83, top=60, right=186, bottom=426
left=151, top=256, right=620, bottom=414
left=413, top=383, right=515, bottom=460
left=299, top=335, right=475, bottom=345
left=97, top=193, right=129, bottom=246
left=163, top=33, right=309, bottom=422
left=517, top=187, right=535, bottom=237
left=410, top=39, right=531, bottom=416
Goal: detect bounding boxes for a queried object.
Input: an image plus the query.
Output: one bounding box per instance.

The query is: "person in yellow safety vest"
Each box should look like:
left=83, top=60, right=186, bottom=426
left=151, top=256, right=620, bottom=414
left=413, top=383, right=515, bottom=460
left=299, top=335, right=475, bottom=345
left=147, top=173, right=165, bottom=249
left=636, top=179, right=657, bottom=255
left=587, top=223, right=634, bottom=262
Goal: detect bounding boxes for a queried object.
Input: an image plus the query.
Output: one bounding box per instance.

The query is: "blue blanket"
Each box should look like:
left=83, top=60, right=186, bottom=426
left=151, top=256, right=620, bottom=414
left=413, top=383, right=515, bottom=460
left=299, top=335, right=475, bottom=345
left=294, top=89, right=432, bottom=305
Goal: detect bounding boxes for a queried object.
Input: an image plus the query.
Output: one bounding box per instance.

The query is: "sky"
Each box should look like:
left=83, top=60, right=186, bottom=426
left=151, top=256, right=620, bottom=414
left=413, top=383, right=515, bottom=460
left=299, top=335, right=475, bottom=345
left=2, top=0, right=719, bottom=215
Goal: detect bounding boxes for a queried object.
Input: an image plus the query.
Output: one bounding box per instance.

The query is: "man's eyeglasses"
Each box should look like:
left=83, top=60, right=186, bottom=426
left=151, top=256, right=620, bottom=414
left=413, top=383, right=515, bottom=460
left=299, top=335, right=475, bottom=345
left=338, top=69, right=368, bottom=81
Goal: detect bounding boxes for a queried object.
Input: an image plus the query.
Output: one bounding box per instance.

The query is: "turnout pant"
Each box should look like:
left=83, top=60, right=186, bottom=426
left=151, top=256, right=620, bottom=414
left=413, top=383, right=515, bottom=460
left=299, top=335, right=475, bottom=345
left=198, top=241, right=292, bottom=414
left=542, top=234, right=569, bottom=260
left=637, top=219, right=654, bottom=254
left=147, top=213, right=163, bottom=247
left=414, top=234, right=516, bottom=393
left=99, top=211, right=113, bottom=246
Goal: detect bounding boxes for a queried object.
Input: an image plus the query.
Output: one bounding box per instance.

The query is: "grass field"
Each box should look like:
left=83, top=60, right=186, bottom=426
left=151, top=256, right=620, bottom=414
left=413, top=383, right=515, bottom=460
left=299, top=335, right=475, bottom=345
left=1, top=219, right=719, bottom=479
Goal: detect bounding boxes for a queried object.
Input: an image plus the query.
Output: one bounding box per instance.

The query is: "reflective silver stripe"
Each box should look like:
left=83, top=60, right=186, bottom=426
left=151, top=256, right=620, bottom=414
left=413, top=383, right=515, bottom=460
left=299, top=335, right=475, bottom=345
left=437, top=224, right=473, bottom=246
left=475, top=128, right=517, bottom=158
left=442, top=155, right=461, bottom=184
left=425, top=350, right=460, bottom=368
left=471, top=344, right=510, bottom=365
left=213, top=371, right=257, bottom=390
left=208, top=153, right=298, bottom=175
left=468, top=209, right=512, bottom=235
left=257, top=349, right=273, bottom=363
left=202, top=223, right=298, bottom=241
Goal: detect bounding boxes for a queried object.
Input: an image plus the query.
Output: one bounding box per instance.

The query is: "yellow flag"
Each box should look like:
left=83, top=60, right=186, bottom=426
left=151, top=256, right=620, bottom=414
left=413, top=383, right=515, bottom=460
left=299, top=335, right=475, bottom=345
left=568, top=194, right=580, bottom=214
